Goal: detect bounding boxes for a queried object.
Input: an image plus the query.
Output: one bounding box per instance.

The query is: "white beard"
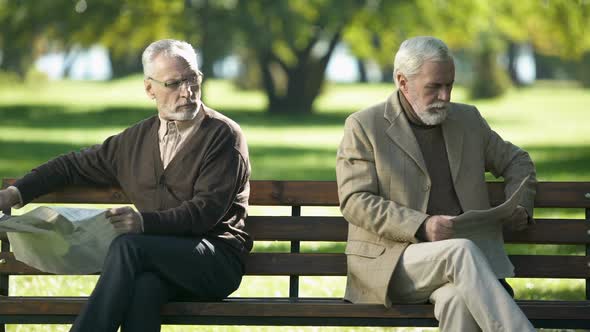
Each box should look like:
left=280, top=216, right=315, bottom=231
left=416, top=102, right=448, bottom=125
left=160, top=100, right=201, bottom=121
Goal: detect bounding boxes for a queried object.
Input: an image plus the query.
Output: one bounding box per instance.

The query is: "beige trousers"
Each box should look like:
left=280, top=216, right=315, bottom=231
left=388, top=239, right=535, bottom=332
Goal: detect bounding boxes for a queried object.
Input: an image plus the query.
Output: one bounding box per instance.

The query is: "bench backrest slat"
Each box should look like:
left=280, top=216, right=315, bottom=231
left=245, top=217, right=590, bottom=244
left=3, top=179, right=590, bottom=208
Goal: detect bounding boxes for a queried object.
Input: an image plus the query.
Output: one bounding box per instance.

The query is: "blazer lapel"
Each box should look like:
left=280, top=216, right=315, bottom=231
left=441, top=107, right=464, bottom=184
left=384, top=92, right=428, bottom=176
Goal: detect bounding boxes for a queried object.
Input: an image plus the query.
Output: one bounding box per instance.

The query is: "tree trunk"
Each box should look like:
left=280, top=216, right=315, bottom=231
left=263, top=30, right=342, bottom=114
left=268, top=65, right=319, bottom=114
left=197, top=0, right=214, bottom=79
left=470, top=37, right=511, bottom=99
left=357, top=58, right=367, bottom=83
left=507, top=42, right=522, bottom=86
left=577, top=52, right=590, bottom=88
left=0, top=46, right=29, bottom=77
left=110, top=53, right=142, bottom=79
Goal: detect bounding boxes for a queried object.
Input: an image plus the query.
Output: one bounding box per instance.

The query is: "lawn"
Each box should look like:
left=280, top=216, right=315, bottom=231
left=0, top=77, right=589, bottom=331
left=1, top=77, right=589, bottom=182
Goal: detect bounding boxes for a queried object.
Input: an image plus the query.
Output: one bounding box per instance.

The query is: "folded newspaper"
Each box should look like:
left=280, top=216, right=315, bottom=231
left=450, top=176, right=530, bottom=278
left=0, top=207, right=118, bottom=274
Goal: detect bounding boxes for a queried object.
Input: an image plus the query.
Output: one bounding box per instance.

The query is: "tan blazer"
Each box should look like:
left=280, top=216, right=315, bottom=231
left=336, top=92, right=536, bottom=307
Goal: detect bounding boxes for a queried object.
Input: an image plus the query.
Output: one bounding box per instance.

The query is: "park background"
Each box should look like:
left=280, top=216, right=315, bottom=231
left=1, top=0, right=589, bottom=331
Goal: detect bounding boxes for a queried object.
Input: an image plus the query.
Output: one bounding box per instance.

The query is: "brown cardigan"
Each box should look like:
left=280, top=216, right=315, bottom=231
left=14, top=106, right=252, bottom=255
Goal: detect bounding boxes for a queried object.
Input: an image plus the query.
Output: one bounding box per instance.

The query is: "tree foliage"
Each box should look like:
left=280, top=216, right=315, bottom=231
left=1, top=0, right=589, bottom=109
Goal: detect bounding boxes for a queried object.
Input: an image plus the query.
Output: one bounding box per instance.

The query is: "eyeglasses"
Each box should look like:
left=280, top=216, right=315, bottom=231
left=148, top=76, right=201, bottom=90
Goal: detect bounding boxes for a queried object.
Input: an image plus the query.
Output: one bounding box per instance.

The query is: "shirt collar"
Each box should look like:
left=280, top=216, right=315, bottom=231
left=158, top=103, right=204, bottom=141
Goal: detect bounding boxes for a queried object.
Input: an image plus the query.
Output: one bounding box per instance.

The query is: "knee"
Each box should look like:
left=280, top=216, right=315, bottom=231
left=105, top=234, right=143, bottom=262
left=108, top=234, right=140, bottom=252
left=446, top=238, right=480, bottom=258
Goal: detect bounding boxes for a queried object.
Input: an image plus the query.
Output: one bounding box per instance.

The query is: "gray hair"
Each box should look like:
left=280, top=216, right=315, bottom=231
left=142, top=39, right=201, bottom=78
left=393, top=36, right=453, bottom=87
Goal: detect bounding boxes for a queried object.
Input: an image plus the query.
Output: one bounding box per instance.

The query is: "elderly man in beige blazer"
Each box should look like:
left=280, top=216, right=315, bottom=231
left=336, top=36, right=536, bottom=331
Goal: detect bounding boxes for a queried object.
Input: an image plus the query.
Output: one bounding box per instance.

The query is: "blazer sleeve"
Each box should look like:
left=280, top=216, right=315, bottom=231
left=478, top=109, right=537, bottom=219
left=336, top=115, right=427, bottom=243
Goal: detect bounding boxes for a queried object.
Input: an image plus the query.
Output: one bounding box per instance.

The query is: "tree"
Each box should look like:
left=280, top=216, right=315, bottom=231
left=0, top=0, right=232, bottom=78
left=3, top=0, right=589, bottom=110
left=0, top=1, right=68, bottom=76
left=520, top=0, right=590, bottom=87
left=0, top=1, right=171, bottom=77
left=344, top=0, right=590, bottom=98
left=231, top=0, right=365, bottom=114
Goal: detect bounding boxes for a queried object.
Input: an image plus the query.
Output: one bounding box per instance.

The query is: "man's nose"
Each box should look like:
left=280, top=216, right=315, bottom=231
left=438, top=87, right=451, bottom=102
left=179, top=83, right=193, bottom=98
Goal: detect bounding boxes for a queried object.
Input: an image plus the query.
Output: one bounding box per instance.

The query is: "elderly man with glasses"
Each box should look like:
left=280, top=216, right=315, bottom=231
left=0, top=39, right=252, bottom=332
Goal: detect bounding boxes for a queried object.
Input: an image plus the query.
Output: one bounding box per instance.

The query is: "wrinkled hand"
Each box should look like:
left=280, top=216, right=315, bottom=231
left=0, top=188, right=19, bottom=211
left=502, top=205, right=529, bottom=232
left=419, top=215, right=454, bottom=242
left=106, top=206, right=143, bottom=234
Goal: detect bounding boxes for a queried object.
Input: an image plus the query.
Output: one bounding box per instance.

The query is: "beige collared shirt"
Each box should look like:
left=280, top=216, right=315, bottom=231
left=158, top=105, right=205, bottom=169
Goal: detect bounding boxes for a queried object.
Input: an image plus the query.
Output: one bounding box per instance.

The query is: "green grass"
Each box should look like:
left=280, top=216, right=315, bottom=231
left=1, top=77, right=589, bottom=331
left=1, top=77, right=589, bottom=181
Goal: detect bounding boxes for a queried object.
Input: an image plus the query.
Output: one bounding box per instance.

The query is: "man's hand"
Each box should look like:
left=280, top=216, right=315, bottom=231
left=106, top=206, right=143, bottom=234
left=502, top=205, right=529, bottom=232
left=418, top=215, right=454, bottom=242
left=0, top=188, right=20, bottom=211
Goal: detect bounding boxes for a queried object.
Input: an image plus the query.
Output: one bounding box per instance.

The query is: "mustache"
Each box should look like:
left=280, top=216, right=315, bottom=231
left=426, top=101, right=448, bottom=110
left=177, top=102, right=197, bottom=108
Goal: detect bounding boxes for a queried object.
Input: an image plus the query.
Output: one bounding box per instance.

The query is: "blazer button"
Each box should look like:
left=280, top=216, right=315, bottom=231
left=423, top=184, right=431, bottom=191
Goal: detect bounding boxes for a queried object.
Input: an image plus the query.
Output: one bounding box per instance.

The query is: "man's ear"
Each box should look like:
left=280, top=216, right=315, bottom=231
left=144, top=79, right=155, bottom=99
left=396, top=73, right=409, bottom=93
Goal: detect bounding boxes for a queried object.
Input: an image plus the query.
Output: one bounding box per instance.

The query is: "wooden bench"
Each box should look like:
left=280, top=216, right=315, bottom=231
left=1, top=178, right=590, bottom=330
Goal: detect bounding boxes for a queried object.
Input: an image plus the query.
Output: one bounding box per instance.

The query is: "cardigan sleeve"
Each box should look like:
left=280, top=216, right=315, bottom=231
left=13, top=135, right=120, bottom=205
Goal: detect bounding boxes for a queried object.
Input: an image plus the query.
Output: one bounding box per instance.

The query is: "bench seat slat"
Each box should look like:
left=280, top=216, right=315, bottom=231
left=1, top=218, right=588, bottom=244
left=1, top=253, right=588, bottom=278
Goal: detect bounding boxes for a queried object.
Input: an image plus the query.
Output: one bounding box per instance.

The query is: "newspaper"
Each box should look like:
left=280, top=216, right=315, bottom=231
left=450, top=176, right=530, bottom=278
left=0, top=207, right=118, bottom=274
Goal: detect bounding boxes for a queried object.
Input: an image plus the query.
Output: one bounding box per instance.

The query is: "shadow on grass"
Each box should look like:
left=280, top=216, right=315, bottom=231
left=0, top=141, right=87, bottom=178
left=250, top=144, right=590, bottom=181
left=250, top=146, right=337, bottom=180
left=526, top=145, right=590, bottom=181
left=0, top=104, right=349, bottom=130
left=0, top=105, right=155, bottom=129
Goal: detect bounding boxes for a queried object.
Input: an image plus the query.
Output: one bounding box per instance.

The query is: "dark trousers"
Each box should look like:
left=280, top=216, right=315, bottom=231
left=70, top=234, right=244, bottom=332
